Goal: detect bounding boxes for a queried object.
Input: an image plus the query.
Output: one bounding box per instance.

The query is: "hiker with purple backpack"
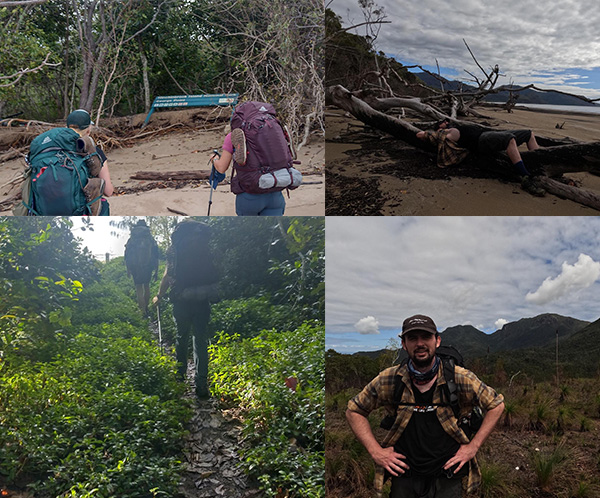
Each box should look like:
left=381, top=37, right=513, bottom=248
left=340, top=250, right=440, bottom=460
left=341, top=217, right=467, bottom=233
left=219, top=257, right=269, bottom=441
left=209, top=101, right=302, bottom=216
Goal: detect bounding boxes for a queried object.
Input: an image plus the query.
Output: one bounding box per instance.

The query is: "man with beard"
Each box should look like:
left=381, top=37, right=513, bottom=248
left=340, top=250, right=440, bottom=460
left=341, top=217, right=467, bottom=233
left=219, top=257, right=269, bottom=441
left=346, top=315, right=504, bottom=498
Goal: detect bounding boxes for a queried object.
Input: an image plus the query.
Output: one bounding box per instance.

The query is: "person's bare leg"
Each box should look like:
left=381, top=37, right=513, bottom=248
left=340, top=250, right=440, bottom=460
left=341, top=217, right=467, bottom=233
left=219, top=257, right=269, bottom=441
left=506, top=138, right=522, bottom=164
left=527, top=132, right=540, bottom=151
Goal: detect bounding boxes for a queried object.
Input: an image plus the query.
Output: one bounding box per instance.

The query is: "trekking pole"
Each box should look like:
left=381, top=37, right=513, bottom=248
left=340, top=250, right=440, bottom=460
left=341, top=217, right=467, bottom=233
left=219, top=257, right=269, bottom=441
left=207, top=149, right=221, bottom=216
left=156, top=302, right=163, bottom=355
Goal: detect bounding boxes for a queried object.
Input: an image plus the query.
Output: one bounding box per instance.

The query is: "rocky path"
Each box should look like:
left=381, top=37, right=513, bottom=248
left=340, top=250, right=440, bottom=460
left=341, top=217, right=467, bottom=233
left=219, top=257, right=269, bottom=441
left=178, top=363, right=261, bottom=498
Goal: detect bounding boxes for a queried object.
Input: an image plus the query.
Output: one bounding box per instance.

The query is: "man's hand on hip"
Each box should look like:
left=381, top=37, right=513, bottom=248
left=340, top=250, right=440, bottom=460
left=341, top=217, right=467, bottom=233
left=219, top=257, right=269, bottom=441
left=371, top=446, right=410, bottom=477
left=443, top=442, right=478, bottom=474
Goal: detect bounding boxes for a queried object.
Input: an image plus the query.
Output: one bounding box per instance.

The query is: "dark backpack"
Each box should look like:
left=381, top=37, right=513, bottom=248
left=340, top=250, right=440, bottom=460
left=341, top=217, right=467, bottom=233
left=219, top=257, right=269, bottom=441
left=229, top=101, right=302, bottom=195
left=170, top=221, right=217, bottom=295
left=380, top=345, right=483, bottom=438
left=124, top=224, right=159, bottom=283
left=15, top=128, right=101, bottom=216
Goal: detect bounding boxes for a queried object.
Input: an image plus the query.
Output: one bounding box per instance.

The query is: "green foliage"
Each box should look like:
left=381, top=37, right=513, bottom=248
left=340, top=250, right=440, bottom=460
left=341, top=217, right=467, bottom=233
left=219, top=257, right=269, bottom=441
left=0, top=331, right=188, bottom=496
left=210, top=296, right=309, bottom=338
left=0, top=234, right=190, bottom=497
left=209, top=324, right=324, bottom=497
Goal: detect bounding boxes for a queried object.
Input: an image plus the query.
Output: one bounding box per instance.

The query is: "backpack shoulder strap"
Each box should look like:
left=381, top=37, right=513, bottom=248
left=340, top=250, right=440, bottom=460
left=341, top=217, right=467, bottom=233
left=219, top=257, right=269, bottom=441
left=440, top=358, right=460, bottom=419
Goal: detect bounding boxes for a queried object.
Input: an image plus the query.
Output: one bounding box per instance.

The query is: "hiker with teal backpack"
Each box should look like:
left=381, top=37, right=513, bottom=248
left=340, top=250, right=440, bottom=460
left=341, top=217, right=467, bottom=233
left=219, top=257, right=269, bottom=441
left=209, top=101, right=302, bottom=216
left=152, top=219, right=220, bottom=398
left=14, top=109, right=113, bottom=216
left=347, top=314, right=505, bottom=498
left=124, top=220, right=159, bottom=317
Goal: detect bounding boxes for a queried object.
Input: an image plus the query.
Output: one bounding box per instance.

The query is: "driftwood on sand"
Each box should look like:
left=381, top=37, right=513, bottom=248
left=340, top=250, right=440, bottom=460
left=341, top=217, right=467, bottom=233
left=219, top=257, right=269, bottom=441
left=130, top=170, right=212, bottom=181
left=326, top=84, right=600, bottom=211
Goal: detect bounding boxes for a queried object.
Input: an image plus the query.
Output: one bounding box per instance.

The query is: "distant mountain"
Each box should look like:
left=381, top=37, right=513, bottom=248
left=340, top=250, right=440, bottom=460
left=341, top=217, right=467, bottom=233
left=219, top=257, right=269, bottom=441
left=352, top=313, right=590, bottom=364
left=353, top=313, right=600, bottom=380
left=439, top=325, right=490, bottom=358
left=414, top=72, right=598, bottom=107
left=486, top=317, right=600, bottom=379
left=489, top=314, right=589, bottom=350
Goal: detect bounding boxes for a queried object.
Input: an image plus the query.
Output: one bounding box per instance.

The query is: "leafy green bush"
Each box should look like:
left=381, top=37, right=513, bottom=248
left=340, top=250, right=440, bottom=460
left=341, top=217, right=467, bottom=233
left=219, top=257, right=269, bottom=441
left=209, top=296, right=301, bottom=338
left=0, top=334, right=189, bottom=497
left=209, top=323, right=324, bottom=497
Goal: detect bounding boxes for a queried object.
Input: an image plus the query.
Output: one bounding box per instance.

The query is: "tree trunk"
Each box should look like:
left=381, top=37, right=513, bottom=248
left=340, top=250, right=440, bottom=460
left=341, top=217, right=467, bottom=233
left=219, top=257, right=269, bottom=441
left=537, top=176, right=600, bottom=211
left=326, top=85, right=425, bottom=148
left=140, top=42, right=151, bottom=113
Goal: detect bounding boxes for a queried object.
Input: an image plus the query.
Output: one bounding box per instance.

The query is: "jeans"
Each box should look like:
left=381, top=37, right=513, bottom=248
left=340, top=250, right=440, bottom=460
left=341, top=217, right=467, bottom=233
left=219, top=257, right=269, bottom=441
left=172, top=299, right=211, bottom=396
left=235, top=191, right=285, bottom=216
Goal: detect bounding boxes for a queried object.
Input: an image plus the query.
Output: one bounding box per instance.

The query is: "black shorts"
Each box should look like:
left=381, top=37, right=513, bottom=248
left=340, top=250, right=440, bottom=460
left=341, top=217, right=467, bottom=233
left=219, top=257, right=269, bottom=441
left=478, top=129, right=532, bottom=154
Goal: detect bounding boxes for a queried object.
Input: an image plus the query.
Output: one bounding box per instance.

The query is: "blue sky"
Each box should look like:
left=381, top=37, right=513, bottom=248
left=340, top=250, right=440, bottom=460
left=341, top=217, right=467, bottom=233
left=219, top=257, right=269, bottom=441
left=331, top=0, right=600, bottom=100
left=325, top=217, right=600, bottom=354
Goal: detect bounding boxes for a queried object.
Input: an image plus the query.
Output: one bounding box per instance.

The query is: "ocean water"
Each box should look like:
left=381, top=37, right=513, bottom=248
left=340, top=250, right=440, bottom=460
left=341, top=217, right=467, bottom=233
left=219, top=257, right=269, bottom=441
left=514, top=103, right=600, bottom=115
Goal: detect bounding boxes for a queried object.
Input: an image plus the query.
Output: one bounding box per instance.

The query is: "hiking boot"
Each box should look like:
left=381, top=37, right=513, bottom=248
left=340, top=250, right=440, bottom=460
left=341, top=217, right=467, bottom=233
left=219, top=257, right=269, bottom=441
left=84, top=178, right=105, bottom=215
left=231, top=128, right=247, bottom=166
left=195, top=385, right=210, bottom=399
left=521, top=176, right=546, bottom=197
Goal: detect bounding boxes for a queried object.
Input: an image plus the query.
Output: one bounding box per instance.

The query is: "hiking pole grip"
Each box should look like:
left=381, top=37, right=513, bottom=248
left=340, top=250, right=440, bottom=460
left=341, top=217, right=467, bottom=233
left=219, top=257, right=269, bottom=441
left=207, top=162, right=216, bottom=216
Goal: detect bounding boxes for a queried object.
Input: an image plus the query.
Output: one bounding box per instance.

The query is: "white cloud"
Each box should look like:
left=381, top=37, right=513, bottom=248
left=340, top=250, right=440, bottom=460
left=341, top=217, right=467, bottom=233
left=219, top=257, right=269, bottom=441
left=330, top=0, right=600, bottom=98
left=326, top=217, right=600, bottom=353
left=354, top=315, right=380, bottom=335
left=495, top=318, right=508, bottom=329
left=526, top=254, right=600, bottom=305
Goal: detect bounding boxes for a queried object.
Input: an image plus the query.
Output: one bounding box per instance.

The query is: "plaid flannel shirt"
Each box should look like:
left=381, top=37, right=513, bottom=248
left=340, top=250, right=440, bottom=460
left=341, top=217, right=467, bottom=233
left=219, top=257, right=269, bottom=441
left=421, top=130, right=470, bottom=168
left=348, top=362, right=504, bottom=496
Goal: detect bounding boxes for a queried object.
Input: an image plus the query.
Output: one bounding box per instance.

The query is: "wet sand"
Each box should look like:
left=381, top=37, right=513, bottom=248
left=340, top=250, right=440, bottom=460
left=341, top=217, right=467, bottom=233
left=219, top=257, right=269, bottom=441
left=326, top=106, right=600, bottom=215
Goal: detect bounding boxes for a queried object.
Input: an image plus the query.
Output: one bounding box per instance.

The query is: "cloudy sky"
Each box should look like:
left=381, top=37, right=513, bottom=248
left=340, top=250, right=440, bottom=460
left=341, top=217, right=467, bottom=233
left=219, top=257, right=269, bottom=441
left=72, top=217, right=129, bottom=259
left=330, top=0, right=600, bottom=99
left=325, top=217, right=600, bottom=353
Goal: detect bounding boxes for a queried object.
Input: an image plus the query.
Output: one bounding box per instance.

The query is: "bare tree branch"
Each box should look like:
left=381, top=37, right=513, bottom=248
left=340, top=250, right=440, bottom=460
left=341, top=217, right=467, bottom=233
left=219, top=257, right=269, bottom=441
left=0, top=0, right=48, bottom=6
left=0, top=53, right=60, bottom=88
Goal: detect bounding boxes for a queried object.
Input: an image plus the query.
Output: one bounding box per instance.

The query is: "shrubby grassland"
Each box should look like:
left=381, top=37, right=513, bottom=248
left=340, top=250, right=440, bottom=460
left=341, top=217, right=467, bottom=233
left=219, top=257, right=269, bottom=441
left=325, top=349, right=600, bottom=498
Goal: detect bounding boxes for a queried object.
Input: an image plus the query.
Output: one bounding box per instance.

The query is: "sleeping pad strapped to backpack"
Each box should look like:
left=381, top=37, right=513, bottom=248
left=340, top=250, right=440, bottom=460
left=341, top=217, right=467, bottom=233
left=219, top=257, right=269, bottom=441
left=124, top=224, right=159, bottom=285
left=16, top=127, right=101, bottom=216
left=229, top=101, right=302, bottom=195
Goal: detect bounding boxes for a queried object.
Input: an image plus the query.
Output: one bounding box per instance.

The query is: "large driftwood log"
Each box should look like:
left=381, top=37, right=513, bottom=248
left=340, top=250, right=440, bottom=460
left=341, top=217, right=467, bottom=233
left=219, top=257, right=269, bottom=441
left=326, top=85, right=425, bottom=148
left=327, top=84, right=600, bottom=177
left=130, top=170, right=211, bottom=181
left=537, top=177, right=600, bottom=211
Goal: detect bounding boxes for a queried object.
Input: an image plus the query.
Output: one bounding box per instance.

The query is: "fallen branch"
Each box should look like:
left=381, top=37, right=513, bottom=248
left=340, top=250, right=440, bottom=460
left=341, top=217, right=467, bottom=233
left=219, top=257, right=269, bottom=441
left=167, top=206, right=189, bottom=216
left=536, top=177, right=600, bottom=211
left=130, top=170, right=211, bottom=181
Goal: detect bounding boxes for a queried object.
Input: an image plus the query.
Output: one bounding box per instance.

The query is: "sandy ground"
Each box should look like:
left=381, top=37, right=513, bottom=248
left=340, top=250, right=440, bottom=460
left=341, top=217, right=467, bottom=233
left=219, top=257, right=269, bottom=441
left=326, top=106, right=600, bottom=215
left=0, top=109, right=324, bottom=216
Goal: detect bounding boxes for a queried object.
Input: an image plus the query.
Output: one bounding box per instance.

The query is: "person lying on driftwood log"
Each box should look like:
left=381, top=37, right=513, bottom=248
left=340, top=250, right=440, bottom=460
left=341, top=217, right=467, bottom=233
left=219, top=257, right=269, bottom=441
left=416, top=118, right=545, bottom=196
left=326, top=83, right=600, bottom=211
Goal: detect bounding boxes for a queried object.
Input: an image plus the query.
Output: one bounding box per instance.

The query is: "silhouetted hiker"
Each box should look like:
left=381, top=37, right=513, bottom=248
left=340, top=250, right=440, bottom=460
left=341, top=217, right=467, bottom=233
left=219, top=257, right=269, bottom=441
left=124, top=220, right=159, bottom=316
left=152, top=219, right=219, bottom=398
left=347, top=314, right=505, bottom=498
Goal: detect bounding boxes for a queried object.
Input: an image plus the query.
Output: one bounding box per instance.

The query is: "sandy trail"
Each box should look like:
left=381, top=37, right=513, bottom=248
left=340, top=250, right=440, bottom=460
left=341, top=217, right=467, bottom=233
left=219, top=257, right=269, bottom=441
left=0, top=109, right=324, bottom=216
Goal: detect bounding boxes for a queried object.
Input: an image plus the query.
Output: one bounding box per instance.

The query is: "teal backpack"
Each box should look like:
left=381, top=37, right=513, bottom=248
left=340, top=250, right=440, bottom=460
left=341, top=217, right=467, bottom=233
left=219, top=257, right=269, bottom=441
left=15, top=127, right=101, bottom=216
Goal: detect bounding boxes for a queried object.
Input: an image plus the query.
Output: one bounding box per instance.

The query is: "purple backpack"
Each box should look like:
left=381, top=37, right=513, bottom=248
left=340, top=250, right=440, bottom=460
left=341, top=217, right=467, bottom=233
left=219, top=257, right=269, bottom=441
left=230, top=101, right=301, bottom=195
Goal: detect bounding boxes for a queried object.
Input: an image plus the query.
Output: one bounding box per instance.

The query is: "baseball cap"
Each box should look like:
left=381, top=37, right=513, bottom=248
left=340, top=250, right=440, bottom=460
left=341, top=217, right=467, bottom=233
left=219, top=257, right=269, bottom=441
left=400, top=314, right=437, bottom=337
left=67, top=109, right=94, bottom=129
